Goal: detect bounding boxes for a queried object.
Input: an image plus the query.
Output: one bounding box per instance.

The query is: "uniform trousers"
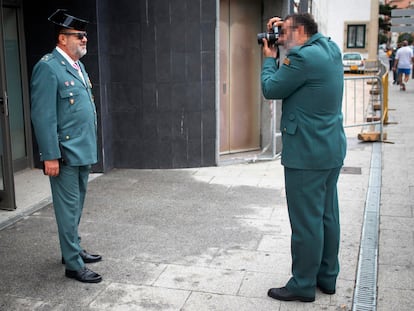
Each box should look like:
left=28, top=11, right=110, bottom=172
left=284, top=166, right=342, bottom=298
left=49, top=164, right=91, bottom=271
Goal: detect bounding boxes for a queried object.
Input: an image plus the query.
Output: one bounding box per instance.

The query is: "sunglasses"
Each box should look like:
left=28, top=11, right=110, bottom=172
left=60, top=32, right=87, bottom=40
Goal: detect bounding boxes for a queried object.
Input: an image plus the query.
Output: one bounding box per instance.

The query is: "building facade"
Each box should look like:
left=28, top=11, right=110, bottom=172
left=1, top=0, right=305, bottom=210
left=312, top=0, right=379, bottom=60
left=385, top=0, right=414, bottom=8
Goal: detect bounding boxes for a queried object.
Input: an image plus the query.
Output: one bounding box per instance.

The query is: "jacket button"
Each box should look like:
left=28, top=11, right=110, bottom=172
left=289, top=113, right=295, bottom=120
left=65, top=135, right=70, bottom=140
left=283, top=128, right=287, bottom=132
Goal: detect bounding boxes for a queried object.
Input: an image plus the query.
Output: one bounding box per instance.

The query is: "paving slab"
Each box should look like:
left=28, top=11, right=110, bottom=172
left=0, top=75, right=413, bottom=310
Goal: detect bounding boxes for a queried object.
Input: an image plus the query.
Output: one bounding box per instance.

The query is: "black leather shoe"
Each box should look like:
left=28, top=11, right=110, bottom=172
left=62, top=250, right=102, bottom=264
left=317, top=284, right=336, bottom=295
left=80, top=250, right=102, bottom=263
left=65, top=267, right=102, bottom=283
left=267, top=287, right=315, bottom=302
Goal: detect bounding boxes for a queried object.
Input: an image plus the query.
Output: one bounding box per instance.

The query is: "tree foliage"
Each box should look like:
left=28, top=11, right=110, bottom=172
left=397, top=32, right=413, bottom=44
left=379, top=4, right=397, bottom=33
left=379, top=3, right=396, bottom=16
left=378, top=33, right=388, bottom=45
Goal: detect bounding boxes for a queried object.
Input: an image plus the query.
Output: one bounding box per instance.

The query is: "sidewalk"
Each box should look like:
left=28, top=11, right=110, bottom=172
left=0, top=77, right=412, bottom=310
left=376, top=78, right=414, bottom=311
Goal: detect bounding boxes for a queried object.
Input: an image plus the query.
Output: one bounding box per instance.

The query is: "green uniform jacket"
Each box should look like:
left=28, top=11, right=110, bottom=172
left=261, top=33, right=346, bottom=169
left=31, top=48, right=98, bottom=166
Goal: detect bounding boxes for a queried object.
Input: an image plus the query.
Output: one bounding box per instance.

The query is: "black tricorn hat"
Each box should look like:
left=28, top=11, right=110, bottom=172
left=48, top=9, right=89, bottom=31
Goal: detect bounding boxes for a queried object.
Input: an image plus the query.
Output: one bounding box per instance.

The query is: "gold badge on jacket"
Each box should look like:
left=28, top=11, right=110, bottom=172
left=283, top=57, right=290, bottom=66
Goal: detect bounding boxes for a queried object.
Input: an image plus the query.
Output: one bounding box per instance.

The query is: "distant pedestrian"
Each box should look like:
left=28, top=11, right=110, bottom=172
left=393, top=40, right=414, bottom=91
left=261, top=13, right=346, bottom=303
left=30, top=9, right=102, bottom=283
left=412, top=43, right=414, bottom=79
left=389, top=48, right=397, bottom=84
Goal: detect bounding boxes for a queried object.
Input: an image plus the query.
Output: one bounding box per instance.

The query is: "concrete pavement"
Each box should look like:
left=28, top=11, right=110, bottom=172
left=0, top=76, right=412, bottom=310
left=376, top=77, right=414, bottom=311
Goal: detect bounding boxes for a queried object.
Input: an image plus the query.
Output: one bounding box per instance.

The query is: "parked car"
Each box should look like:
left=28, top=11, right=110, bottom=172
left=342, top=52, right=365, bottom=73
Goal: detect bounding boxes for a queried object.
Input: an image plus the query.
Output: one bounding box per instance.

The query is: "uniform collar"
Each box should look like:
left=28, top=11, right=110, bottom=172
left=303, top=33, right=324, bottom=46
left=55, top=46, right=78, bottom=68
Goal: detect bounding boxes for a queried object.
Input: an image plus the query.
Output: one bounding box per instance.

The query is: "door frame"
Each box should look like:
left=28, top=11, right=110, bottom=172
left=0, top=2, right=16, bottom=210
left=218, top=0, right=262, bottom=155
left=3, top=1, right=33, bottom=172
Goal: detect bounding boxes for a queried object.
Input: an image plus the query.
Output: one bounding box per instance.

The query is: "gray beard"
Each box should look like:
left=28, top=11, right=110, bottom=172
left=79, top=48, right=87, bottom=58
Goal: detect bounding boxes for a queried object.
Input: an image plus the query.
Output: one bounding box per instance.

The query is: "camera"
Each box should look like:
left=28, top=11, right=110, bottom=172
left=257, top=23, right=281, bottom=46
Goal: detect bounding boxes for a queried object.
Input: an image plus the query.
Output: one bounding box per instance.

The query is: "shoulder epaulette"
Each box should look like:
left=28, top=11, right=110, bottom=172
left=40, top=53, right=55, bottom=62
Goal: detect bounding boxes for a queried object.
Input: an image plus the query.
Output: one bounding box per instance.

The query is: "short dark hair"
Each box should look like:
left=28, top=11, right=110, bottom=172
left=54, top=26, right=66, bottom=44
left=285, top=13, right=318, bottom=36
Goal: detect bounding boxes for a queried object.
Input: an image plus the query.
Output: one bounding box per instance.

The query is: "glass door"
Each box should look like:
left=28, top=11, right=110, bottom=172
left=0, top=5, right=16, bottom=210
left=3, top=5, right=31, bottom=171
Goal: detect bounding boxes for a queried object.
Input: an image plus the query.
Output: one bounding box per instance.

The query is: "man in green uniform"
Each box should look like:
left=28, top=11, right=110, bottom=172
left=31, top=9, right=102, bottom=283
left=261, top=13, right=346, bottom=302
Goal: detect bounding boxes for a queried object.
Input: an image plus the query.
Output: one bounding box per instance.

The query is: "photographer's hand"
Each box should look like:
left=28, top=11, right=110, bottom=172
left=262, top=38, right=278, bottom=59
left=267, top=17, right=283, bottom=31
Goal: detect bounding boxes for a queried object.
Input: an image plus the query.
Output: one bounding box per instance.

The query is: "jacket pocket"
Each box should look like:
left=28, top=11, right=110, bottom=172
left=281, top=113, right=298, bottom=135
left=59, top=88, right=82, bottom=112
left=58, top=128, right=82, bottom=142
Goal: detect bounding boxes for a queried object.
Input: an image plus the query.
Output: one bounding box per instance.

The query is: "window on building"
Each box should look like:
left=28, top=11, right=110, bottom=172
left=347, top=24, right=366, bottom=49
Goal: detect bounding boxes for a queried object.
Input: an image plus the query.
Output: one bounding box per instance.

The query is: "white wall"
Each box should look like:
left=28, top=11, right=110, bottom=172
left=312, top=0, right=372, bottom=55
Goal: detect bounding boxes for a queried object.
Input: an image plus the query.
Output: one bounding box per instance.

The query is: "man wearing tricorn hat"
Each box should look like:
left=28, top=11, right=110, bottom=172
left=31, top=9, right=102, bottom=283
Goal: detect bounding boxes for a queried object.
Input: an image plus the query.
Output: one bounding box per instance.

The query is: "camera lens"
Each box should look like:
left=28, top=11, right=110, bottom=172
left=257, top=33, right=266, bottom=45
left=257, top=32, right=278, bottom=45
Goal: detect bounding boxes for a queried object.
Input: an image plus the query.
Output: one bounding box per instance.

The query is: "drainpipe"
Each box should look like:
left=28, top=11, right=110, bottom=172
left=369, top=0, right=379, bottom=59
